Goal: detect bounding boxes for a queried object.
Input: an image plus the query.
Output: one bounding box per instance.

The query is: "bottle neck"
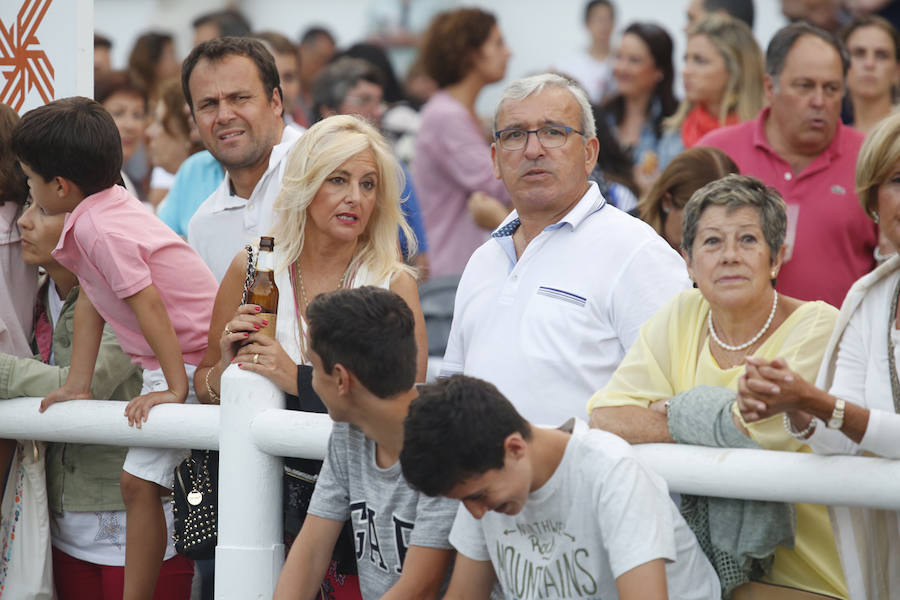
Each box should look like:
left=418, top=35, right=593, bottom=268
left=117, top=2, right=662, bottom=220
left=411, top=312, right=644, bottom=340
left=256, top=249, right=275, bottom=272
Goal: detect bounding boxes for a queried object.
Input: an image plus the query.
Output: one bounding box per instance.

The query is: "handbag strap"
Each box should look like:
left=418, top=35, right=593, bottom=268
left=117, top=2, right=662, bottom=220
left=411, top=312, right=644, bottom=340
left=189, top=449, right=213, bottom=484
left=887, top=277, right=900, bottom=414
left=186, top=245, right=254, bottom=470
left=241, top=244, right=257, bottom=305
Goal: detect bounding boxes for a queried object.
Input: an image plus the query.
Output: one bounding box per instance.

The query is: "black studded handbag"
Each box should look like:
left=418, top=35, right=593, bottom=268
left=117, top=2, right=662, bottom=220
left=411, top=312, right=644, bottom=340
left=172, top=448, right=218, bottom=560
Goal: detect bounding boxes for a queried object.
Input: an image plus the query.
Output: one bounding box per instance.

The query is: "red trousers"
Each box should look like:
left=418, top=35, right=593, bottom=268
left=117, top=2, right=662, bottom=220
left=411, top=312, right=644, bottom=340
left=52, top=547, right=194, bottom=600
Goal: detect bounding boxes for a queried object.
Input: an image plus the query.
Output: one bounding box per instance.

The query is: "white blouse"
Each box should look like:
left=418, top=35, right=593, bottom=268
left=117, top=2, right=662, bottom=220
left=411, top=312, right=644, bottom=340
left=273, top=257, right=391, bottom=365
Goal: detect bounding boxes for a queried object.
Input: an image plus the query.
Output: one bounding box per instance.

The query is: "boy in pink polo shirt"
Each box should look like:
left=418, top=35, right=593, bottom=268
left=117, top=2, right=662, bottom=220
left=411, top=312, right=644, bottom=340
left=13, top=97, right=217, bottom=599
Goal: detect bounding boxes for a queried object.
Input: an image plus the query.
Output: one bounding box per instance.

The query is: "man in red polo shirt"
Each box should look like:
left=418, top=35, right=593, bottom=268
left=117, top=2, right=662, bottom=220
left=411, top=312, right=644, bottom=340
left=699, top=22, right=877, bottom=308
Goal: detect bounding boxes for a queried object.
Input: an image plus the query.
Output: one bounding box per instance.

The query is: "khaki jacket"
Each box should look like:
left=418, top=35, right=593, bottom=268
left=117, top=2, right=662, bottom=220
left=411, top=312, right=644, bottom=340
left=0, top=281, right=142, bottom=512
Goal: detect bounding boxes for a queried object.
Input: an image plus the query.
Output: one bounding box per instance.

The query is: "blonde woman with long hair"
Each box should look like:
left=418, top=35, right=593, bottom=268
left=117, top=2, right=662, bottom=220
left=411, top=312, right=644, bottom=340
left=196, top=113, right=426, bottom=402
left=193, top=114, right=427, bottom=594
left=659, top=13, right=765, bottom=158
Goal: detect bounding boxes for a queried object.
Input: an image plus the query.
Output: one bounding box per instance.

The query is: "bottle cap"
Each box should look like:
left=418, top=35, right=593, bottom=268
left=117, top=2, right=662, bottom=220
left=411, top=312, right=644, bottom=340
left=259, top=236, right=275, bottom=251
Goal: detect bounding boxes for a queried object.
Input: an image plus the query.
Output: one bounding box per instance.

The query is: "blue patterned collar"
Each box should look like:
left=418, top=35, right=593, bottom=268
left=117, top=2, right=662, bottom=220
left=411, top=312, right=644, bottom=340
left=491, top=217, right=521, bottom=238
left=490, top=183, right=606, bottom=240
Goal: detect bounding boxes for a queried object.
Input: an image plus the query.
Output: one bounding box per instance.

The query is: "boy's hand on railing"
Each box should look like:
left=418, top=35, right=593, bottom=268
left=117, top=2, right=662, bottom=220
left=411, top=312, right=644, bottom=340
left=124, top=389, right=186, bottom=428
left=40, top=385, right=92, bottom=413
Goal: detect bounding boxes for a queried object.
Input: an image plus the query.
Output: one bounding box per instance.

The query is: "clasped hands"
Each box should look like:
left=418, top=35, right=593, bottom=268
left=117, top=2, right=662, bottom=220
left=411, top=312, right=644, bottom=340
left=737, top=356, right=813, bottom=424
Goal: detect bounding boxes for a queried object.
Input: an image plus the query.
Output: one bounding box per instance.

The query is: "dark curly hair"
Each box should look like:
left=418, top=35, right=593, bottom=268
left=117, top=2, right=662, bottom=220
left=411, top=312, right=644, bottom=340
left=308, top=286, right=417, bottom=398
left=12, top=97, right=123, bottom=198
left=420, top=8, right=497, bottom=88
left=401, top=375, right=532, bottom=497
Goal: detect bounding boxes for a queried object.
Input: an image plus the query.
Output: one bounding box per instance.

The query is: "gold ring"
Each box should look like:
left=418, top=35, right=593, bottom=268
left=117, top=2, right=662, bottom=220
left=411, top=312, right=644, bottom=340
left=253, top=353, right=260, bottom=364
left=224, top=325, right=232, bottom=335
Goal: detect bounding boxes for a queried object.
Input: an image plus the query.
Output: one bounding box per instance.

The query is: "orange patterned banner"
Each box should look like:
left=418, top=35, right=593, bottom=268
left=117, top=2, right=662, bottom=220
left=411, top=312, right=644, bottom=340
left=0, top=0, right=54, bottom=111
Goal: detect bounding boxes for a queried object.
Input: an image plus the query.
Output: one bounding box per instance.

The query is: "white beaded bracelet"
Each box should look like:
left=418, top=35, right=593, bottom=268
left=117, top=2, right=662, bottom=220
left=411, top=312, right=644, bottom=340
left=783, top=413, right=816, bottom=440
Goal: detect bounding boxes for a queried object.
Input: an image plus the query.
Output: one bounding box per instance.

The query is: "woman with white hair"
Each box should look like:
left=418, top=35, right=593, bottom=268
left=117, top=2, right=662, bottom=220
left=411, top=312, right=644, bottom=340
left=590, top=174, right=847, bottom=599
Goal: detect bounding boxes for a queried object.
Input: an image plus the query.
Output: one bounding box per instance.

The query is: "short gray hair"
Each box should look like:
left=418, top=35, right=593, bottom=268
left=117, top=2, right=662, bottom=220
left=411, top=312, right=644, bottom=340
left=492, top=73, right=595, bottom=138
left=681, top=174, right=787, bottom=265
left=765, top=22, right=849, bottom=81
left=312, top=57, right=384, bottom=122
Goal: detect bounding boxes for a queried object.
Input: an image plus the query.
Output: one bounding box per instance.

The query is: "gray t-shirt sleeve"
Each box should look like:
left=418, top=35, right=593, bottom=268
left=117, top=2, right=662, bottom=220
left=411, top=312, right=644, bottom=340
left=307, top=422, right=351, bottom=522
left=409, top=491, right=459, bottom=550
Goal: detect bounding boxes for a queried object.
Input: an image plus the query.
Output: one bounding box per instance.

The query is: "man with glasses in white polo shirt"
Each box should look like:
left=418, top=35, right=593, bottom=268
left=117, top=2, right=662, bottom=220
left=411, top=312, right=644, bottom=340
left=440, top=73, right=690, bottom=426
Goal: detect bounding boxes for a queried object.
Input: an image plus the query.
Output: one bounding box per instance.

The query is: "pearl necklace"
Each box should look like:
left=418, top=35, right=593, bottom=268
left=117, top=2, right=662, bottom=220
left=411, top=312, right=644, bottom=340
left=708, top=291, right=778, bottom=352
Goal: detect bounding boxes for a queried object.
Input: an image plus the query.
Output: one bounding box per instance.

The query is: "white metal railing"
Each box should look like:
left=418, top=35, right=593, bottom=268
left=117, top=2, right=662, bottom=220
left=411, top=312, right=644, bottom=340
left=3, top=366, right=900, bottom=597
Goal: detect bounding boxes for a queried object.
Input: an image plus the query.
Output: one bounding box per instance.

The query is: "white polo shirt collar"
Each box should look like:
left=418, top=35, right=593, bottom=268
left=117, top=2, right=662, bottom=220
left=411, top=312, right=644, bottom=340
left=209, top=125, right=302, bottom=213
left=490, top=182, right=606, bottom=267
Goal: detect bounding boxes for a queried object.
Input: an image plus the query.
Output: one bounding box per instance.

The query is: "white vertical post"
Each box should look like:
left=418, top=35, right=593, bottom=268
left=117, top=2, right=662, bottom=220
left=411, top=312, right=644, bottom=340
left=75, top=0, right=94, bottom=98
left=215, top=365, right=285, bottom=599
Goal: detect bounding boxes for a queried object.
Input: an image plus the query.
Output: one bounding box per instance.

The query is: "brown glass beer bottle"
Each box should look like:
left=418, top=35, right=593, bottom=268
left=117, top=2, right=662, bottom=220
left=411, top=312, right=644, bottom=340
left=248, top=236, right=278, bottom=338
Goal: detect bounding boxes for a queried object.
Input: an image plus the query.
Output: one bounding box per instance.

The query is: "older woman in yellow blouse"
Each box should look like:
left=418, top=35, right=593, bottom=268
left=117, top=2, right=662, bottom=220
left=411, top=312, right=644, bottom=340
left=588, top=174, right=846, bottom=599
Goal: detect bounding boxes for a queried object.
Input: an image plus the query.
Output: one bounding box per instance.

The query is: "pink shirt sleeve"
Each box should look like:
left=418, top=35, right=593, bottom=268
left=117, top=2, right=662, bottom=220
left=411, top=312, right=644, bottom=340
left=80, top=218, right=153, bottom=299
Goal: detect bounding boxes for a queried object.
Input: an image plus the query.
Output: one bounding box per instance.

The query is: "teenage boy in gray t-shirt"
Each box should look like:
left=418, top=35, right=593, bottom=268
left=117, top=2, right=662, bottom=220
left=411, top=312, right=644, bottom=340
left=273, top=287, right=457, bottom=600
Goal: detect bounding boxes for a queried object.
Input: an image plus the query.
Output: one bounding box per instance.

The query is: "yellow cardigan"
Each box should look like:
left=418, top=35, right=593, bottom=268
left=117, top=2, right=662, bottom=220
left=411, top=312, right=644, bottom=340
left=588, top=289, right=847, bottom=599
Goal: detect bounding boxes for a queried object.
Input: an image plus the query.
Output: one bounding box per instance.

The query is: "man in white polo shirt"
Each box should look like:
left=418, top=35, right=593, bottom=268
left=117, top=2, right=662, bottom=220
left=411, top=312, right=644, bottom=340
left=183, top=37, right=302, bottom=280
left=441, top=73, right=690, bottom=425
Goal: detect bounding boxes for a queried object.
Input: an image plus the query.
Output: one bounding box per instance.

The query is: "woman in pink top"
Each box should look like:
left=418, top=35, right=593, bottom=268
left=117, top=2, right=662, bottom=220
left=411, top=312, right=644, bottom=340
left=414, top=8, right=512, bottom=278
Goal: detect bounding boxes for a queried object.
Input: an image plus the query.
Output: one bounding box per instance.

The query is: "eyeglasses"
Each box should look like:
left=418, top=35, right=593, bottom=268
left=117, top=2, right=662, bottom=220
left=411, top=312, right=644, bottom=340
left=494, top=125, right=585, bottom=151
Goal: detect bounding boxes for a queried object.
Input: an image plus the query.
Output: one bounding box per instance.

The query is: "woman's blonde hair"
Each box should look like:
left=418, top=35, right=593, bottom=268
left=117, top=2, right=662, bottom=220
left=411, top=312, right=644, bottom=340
left=665, top=13, right=765, bottom=132
left=269, top=114, right=416, bottom=281
left=856, top=110, right=900, bottom=220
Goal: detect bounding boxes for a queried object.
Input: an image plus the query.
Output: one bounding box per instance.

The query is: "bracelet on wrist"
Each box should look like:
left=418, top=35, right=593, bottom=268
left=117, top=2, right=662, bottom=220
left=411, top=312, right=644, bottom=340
left=783, top=412, right=816, bottom=440
left=205, top=366, right=220, bottom=404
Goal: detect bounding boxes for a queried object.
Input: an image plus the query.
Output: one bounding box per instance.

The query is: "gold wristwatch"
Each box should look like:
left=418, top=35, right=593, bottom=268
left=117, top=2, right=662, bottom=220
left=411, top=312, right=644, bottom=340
left=827, top=398, right=846, bottom=430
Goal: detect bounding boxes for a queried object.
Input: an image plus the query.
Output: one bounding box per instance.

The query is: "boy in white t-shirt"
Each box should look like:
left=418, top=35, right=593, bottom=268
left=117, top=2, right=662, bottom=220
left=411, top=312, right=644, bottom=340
left=400, top=375, right=721, bottom=600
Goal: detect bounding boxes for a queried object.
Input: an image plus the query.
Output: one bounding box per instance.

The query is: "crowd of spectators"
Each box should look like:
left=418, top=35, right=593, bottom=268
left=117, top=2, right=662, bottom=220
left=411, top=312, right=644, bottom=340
left=3, top=0, right=900, bottom=598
